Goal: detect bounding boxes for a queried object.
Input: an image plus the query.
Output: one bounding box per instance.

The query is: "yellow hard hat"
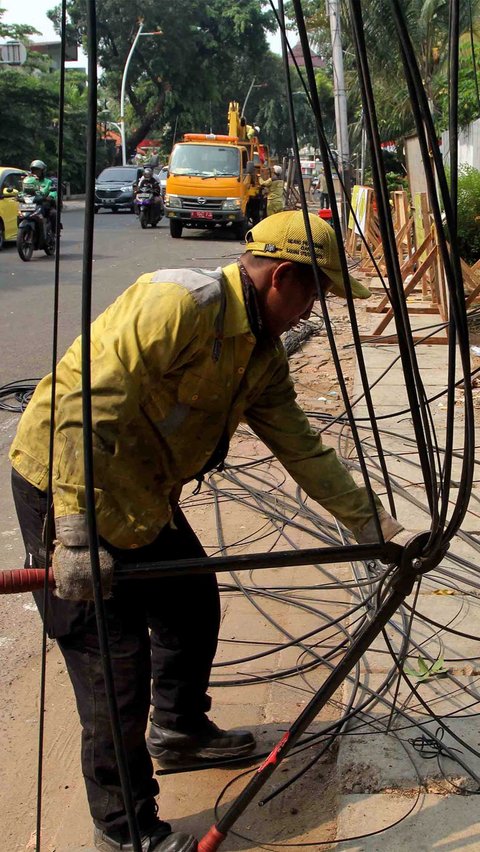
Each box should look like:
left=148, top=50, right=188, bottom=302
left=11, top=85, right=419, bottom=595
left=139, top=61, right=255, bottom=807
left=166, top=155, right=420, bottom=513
left=245, top=210, right=371, bottom=299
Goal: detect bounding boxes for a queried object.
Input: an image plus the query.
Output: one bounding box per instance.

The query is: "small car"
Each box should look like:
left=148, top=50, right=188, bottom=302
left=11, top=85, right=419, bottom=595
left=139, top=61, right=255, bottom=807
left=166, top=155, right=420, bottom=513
left=157, top=166, right=168, bottom=199
left=94, top=165, right=144, bottom=213
left=0, top=166, right=28, bottom=249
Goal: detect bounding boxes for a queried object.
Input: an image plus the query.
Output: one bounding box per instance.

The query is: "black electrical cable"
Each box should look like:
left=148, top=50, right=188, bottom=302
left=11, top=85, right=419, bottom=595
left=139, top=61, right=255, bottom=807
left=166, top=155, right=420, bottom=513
left=0, top=379, right=39, bottom=411
left=289, top=0, right=398, bottom=531
left=80, top=4, right=143, bottom=850
left=34, top=2, right=67, bottom=847
left=389, top=0, right=475, bottom=546
left=21, top=1, right=480, bottom=846
left=348, top=0, right=441, bottom=538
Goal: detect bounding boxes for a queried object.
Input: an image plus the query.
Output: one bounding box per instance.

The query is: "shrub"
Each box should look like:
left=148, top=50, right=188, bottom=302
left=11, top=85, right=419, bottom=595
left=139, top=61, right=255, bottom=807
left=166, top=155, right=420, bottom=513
left=455, top=165, right=480, bottom=264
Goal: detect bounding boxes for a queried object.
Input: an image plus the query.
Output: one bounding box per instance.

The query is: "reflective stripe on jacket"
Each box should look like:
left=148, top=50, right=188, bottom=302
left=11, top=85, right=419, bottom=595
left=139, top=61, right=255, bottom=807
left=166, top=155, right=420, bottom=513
left=10, top=263, right=378, bottom=548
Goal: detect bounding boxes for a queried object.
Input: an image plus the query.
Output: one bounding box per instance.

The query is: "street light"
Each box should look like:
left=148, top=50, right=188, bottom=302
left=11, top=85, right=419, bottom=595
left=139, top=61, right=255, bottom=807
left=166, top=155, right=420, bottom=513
left=119, top=20, right=163, bottom=165
left=241, top=77, right=267, bottom=119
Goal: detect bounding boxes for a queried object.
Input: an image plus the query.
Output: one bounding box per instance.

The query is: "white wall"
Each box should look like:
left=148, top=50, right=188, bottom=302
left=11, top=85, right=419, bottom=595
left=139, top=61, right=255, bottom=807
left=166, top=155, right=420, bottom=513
left=441, top=118, right=480, bottom=170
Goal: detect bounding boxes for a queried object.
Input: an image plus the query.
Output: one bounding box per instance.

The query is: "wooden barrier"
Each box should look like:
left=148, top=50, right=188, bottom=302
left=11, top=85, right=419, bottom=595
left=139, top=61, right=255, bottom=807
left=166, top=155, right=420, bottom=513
left=348, top=189, right=480, bottom=345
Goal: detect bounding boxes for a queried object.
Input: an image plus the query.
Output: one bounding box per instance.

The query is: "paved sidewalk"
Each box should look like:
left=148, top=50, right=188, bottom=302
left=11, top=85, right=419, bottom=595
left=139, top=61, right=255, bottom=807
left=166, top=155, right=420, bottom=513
left=10, top=302, right=480, bottom=851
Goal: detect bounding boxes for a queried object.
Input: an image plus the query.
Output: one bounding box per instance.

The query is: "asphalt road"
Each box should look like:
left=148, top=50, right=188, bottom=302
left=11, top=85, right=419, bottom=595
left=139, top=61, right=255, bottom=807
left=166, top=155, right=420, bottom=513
left=0, top=205, right=245, bottom=686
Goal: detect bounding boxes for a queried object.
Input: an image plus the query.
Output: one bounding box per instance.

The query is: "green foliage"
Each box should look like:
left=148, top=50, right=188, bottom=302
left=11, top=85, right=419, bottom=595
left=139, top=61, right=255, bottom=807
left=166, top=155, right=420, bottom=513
left=385, top=171, right=409, bottom=193
left=47, top=0, right=279, bottom=155
left=404, top=655, right=448, bottom=682
left=0, top=6, right=40, bottom=40
left=434, top=41, right=480, bottom=131
left=454, top=165, right=480, bottom=264
left=284, top=0, right=480, bottom=160
left=0, top=69, right=59, bottom=166
left=0, top=62, right=89, bottom=192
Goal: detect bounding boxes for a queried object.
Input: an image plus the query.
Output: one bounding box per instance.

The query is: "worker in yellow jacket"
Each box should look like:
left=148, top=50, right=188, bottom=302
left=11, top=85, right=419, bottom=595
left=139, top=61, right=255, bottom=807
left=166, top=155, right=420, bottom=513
left=259, top=164, right=284, bottom=216
left=10, top=210, right=407, bottom=852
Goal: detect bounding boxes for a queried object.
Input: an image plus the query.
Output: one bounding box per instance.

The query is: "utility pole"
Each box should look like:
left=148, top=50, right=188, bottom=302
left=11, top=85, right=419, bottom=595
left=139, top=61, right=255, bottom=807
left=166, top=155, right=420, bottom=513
left=326, top=0, right=351, bottom=228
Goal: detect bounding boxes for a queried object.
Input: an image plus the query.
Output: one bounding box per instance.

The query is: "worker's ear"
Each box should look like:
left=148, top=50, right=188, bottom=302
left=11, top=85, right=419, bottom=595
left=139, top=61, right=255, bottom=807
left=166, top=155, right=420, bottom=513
left=271, top=261, right=296, bottom=290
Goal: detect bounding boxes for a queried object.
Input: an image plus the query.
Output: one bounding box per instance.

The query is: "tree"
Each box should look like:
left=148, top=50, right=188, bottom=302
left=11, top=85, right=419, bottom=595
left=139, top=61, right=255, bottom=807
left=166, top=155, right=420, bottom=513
left=0, top=5, right=40, bottom=41
left=283, top=0, right=480, bottom=161
left=0, top=69, right=58, bottom=167
left=48, top=0, right=278, bottom=156
left=0, top=8, right=90, bottom=190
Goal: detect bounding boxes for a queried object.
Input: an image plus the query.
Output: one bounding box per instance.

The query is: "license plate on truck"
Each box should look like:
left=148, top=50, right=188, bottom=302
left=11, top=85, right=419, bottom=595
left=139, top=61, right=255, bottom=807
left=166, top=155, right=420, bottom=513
left=191, top=210, right=213, bottom=219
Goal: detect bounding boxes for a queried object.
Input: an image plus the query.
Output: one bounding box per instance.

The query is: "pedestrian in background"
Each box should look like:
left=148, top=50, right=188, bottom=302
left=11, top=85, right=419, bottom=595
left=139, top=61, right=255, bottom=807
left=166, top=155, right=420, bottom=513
left=319, top=170, right=329, bottom=209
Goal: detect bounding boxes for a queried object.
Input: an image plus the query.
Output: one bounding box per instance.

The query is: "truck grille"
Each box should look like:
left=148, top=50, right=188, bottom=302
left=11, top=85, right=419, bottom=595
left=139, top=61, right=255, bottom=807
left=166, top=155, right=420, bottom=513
left=181, top=197, right=224, bottom=210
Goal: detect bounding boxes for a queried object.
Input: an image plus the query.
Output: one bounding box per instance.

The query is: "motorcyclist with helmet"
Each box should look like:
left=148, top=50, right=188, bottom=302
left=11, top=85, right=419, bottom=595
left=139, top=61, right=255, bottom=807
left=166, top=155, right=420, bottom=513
left=134, top=165, right=163, bottom=223
left=24, top=160, right=58, bottom=234
left=136, top=166, right=161, bottom=198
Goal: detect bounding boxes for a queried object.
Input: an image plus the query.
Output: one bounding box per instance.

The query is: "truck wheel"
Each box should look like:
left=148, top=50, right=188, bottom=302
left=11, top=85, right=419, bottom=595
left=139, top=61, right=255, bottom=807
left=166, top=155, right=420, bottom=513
left=170, top=220, right=183, bottom=239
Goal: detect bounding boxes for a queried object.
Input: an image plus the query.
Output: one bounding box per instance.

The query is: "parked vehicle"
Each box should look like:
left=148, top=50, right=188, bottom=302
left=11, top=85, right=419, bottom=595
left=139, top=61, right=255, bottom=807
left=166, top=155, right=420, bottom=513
left=16, top=186, right=55, bottom=262
left=135, top=188, right=164, bottom=228
left=157, top=166, right=168, bottom=199
left=94, top=166, right=144, bottom=213
left=0, top=166, right=28, bottom=249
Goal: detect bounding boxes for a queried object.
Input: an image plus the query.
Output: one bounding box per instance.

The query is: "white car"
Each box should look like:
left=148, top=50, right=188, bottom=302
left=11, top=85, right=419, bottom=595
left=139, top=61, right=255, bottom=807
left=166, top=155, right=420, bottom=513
left=157, top=166, right=168, bottom=198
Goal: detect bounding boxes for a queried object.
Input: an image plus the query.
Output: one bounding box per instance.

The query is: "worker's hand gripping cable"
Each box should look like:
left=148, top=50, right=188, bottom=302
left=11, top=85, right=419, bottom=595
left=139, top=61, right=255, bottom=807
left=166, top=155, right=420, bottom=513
left=52, top=541, right=114, bottom=600
left=355, top=507, right=415, bottom=560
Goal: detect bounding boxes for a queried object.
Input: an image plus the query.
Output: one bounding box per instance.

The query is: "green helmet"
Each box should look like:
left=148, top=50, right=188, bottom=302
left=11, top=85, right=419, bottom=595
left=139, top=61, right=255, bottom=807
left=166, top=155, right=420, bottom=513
left=23, top=175, right=39, bottom=194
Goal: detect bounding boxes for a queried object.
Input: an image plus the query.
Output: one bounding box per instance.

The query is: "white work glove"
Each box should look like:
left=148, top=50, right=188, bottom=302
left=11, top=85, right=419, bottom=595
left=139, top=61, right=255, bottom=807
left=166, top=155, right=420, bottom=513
left=52, top=543, right=114, bottom=600
left=355, top=508, right=414, bottom=562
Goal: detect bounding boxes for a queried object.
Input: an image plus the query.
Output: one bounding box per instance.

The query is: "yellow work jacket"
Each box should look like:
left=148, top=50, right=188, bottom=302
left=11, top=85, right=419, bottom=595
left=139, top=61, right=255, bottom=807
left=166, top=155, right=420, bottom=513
left=259, top=176, right=284, bottom=215
left=10, top=263, right=378, bottom=549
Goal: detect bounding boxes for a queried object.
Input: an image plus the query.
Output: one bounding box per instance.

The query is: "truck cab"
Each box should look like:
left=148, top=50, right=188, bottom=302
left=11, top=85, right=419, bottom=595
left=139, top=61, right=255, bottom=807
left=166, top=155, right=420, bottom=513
left=165, top=101, right=269, bottom=239
left=165, top=134, right=257, bottom=238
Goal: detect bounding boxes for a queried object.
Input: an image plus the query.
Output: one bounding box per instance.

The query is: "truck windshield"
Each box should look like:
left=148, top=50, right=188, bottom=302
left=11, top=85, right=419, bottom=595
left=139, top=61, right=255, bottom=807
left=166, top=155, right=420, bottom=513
left=170, top=144, right=240, bottom=178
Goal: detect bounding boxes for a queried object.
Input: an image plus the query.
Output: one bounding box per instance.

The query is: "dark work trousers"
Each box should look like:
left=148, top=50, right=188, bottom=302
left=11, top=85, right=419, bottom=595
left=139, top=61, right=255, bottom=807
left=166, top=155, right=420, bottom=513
left=11, top=468, right=220, bottom=839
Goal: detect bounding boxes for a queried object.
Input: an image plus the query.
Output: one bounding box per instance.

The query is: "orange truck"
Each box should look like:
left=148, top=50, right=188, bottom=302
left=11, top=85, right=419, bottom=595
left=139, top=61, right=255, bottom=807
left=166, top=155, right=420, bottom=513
left=164, top=101, right=268, bottom=239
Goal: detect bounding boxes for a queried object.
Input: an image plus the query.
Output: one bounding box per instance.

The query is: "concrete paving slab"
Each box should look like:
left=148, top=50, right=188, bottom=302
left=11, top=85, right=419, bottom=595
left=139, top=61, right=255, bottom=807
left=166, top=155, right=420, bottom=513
left=337, top=667, right=480, bottom=790
left=335, top=792, right=480, bottom=850
left=361, top=594, right=480, bottom=673
left=338, top=721, right=480, bottom=790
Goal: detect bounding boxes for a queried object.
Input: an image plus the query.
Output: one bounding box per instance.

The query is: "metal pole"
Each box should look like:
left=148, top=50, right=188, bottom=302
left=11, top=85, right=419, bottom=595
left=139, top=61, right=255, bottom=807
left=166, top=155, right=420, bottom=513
left=241, top=76, right=256, bottom=118
left=0, top=541, right=401, bottom=594
left=360, top=112, right=367, bottom=185
left=120, top=21, right=144, bottom=165
left=327, top=0, right=350, bottom=229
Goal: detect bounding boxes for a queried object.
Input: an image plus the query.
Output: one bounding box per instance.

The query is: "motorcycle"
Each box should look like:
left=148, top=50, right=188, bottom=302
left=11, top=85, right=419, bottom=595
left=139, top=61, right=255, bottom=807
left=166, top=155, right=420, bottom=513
left=135, top=188, right=163, bottom=229
left=16, top=194, right=56, bottom=262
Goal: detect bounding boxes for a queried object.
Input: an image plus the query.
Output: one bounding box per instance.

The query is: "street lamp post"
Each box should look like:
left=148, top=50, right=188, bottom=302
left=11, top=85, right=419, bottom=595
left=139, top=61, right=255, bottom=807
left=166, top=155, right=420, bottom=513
left=119, top=21, right=162, bottom=165
left=241, top=77, right=267, bottom=120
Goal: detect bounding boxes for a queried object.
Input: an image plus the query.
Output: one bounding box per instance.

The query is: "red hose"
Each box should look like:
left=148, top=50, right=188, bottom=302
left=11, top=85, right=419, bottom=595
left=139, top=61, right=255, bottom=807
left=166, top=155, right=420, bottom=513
left=197, top=826, right=226, bottom=852
left=0, top=567, right=55, bottom=594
